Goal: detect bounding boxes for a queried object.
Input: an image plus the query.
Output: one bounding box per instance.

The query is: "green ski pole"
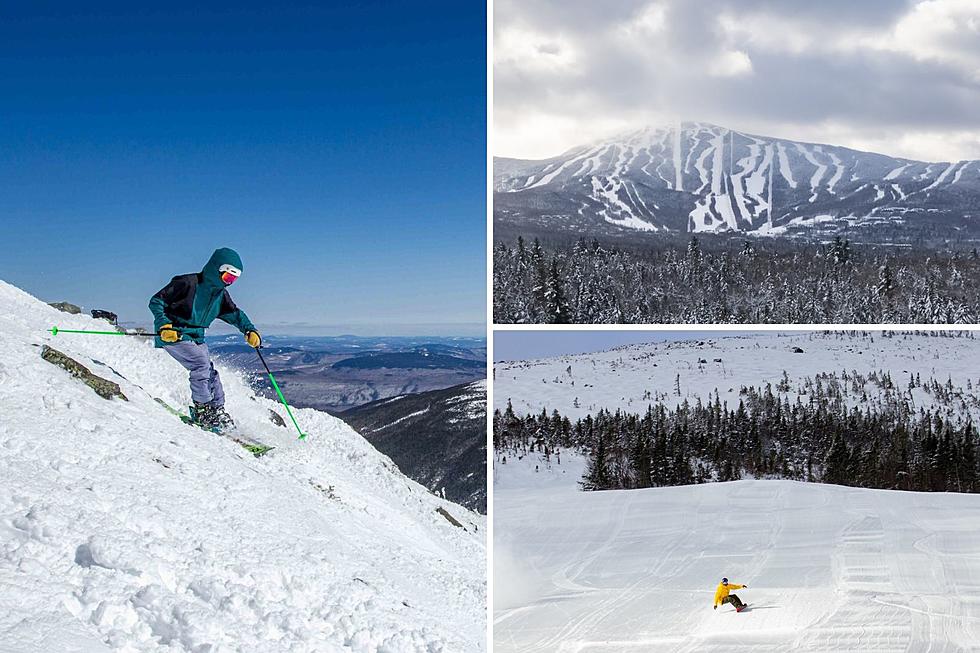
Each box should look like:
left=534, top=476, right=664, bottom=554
left=50, top=326, right=156, bottom=337
left=255, top=347, right=307, bottom=440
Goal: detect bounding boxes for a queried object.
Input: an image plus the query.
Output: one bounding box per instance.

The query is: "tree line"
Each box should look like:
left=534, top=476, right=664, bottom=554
left=493, top=236, right=980, bottom=324
left=494, top=375, right=980, bottom=494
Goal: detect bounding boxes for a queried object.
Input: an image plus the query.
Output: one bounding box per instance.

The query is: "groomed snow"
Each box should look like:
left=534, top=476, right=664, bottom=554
left=0, top=280, right=485, bottom=652
left=494, top=454, right=980, bottom=652
left=493, top=331, right=980, bottom=651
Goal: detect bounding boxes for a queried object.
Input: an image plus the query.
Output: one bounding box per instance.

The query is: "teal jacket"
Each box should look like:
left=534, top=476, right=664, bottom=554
left=148, top=248, right=256, bottom=347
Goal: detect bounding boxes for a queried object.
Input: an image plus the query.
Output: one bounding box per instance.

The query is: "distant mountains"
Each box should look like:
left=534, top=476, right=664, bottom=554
left=494, top=122, right=980, bottom=242
left=341, top=380, right=487, bottom=513
left=210, top=336, right=486, bottom=412
left=332, top=352, right=486, bottom=371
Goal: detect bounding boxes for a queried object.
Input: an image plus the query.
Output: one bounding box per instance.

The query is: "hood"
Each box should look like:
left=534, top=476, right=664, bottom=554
left=201, top=248, right=243, bottom=288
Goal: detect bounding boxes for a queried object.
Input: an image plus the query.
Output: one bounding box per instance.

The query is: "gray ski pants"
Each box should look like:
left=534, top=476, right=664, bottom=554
left=164, top=340, right=225, bottom=406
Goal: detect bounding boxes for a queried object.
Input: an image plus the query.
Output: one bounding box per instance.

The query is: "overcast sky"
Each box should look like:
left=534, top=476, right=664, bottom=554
left=494, top=0, right=980, bottom=162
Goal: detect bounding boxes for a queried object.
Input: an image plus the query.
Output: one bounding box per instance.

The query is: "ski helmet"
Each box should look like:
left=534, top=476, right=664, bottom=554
left=722, top=578, right=728, bottom=585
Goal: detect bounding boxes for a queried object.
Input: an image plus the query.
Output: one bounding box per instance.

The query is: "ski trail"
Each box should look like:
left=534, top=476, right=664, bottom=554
left=826, top=151, right=844, bottom=194
left=951, top=161, right=970, bottom=185
left=674, top=125, right=684, bottom=192
left=776, top=142, right=797, bottom=188
left=794, top=143, right=827, bottom=203
left=692, top=134, right=714, bottom=194
left=885, top=163, right=909, bottom=180
left=529, top=147, right=598, bottom=188
left=922, top=162, right=958, bottom=193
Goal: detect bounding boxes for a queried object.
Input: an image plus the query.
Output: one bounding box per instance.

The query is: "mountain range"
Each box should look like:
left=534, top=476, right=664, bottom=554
left=494, top=122, right=980, bottom=242
left=209, top=337, right=486, bottom=412
left=341, top=380, right=487, bottom=513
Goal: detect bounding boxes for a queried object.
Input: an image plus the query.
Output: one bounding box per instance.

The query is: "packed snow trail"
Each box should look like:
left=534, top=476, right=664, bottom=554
left=0, top=280, right=485, bottom=652
left=494, top=457, right=980, bottom=652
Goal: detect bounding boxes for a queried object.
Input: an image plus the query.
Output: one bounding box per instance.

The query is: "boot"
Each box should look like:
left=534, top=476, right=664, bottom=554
left=190, top=401, right=220, bottom=429
left=212, top=404, right=236, bottom=430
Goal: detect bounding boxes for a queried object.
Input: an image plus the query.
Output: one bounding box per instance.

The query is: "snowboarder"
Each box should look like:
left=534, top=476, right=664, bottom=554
left=713, top=578, right=748, bottom=611
left=149, top=247, right=261, bottom=429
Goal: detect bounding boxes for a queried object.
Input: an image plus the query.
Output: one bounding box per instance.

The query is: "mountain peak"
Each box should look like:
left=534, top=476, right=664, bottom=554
left=494, top=123, right=980, bottom=240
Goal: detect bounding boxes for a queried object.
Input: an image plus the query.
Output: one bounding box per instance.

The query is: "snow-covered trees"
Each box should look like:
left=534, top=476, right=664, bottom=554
left=493, top=237, right=980, bottom=324
left=493, top=382, right=980, bottom=494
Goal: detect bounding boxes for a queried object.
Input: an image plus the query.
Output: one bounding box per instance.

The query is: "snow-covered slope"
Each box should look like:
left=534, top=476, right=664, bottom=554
left=0, top=280, right=485, bottom=652
left=341, top=380, right=488, bottom=513
left=494, top=331, right=980, bottom=422
left=493, top=123, right=980, bottom=239
left=494, top=455, right=980, bottom=652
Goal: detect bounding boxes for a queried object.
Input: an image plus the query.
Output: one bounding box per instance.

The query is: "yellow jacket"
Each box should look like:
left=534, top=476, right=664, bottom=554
left=713, top=582, right=745, bottom=607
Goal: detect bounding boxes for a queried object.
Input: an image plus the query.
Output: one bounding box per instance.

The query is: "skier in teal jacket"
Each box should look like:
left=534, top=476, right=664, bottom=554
left=149, top=247, right=261, bottom=428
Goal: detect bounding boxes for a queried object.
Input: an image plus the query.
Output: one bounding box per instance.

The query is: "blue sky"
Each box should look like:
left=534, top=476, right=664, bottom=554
left=0, top=2, right=486, bottom=336
left=494, top=330, right=775, bottom=361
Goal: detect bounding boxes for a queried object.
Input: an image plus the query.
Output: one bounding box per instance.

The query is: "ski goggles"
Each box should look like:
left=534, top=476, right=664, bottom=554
left=218, top=264, right=241, bottom=285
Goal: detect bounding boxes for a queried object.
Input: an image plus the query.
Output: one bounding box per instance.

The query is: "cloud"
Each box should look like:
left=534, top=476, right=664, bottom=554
left=880, top=0, right=980, bottom=80
left=710, top=50, right=753, bottom=77
left=494, top=0, right=980, bottom=161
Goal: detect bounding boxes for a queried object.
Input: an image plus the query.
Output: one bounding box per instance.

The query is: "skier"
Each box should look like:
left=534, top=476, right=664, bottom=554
left=713, top=578, right=748, bottom=611
left=149, top=247, right=261, bottom=429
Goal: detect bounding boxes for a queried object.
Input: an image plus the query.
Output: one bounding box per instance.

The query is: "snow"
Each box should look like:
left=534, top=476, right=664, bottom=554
left=494, top=455, right=980, bottom=652
left=368, top=408, right=431, bottom=433
left=952, top=161, right=970, bottom=186
left=0, top=280, right=485, bottom=652
left=794, top=143, right=827, bottom=203
left=775, top=143, right=797, bottom=188
left=493, top=331, right=980, bottom=422
left=529, top=147, right=597, bottom=189
left=922, top=162, right=958, bottom=193
left=496, top=122, right=980, bottom=237
left=493, top=332, right=980, bottom=651
left=826, top=151, right=844, bottom=194
left=590, top=177, right=658, bottom=232
left=673, top=125, right=683, bottom=192
left=445, top=380, right=487, bottom=423
left=884, top=163, right=909, bottom=181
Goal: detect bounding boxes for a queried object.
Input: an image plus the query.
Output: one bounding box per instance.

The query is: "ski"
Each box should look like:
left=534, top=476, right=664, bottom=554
left=154, top=398, right=275, bottom=457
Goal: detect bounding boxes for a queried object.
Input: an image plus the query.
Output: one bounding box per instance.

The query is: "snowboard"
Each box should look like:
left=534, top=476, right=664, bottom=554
left=154, top=398, right=275, bottom=457
left=736, top=604, right=748, bottom=613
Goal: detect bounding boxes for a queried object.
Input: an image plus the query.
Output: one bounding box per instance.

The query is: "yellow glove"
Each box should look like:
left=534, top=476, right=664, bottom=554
left=159, top=324, right=180, bottom=343
left=245, top=330, right=262, bottom=348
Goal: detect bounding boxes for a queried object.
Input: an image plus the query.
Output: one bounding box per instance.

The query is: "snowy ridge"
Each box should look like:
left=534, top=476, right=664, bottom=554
left=0, top=280, right=485, bottom=652
left=494, top=331, right=980, bottom=422
left=494, top=122, right=980, bottom=237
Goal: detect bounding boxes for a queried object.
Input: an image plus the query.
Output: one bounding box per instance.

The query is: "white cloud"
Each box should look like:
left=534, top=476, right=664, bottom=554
left=879, top=0, right=980, bottom=80
left=494, top=110, right=653, bottom=161
left=709, top=50, right=753, bottom=77
left=494, top=26, right=579, bottom=73
left=494, top=0, right=980, bottom=161
left=622, top=2, right=667, bottom=36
